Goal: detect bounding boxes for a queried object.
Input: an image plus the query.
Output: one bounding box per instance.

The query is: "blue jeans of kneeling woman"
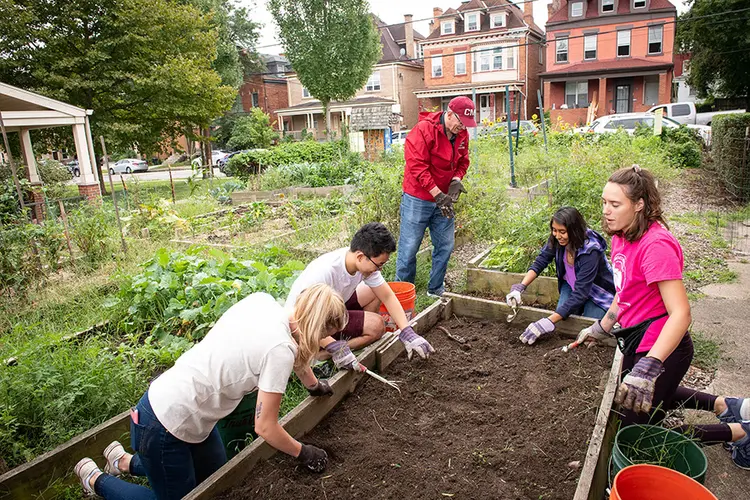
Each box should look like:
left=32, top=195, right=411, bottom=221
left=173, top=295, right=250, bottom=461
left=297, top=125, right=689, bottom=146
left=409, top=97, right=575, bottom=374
left=557, top=282, right=607, bottom=320
left=395, top=193, right=455, bottom=295
left=94, top=392, right=227, bottom=500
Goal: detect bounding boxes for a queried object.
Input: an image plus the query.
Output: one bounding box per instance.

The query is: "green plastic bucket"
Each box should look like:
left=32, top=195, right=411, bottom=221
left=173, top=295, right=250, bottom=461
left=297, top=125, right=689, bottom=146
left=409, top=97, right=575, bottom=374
left=610, top=424, right=708, bottom=485
left=216, top=391, right=258, bottom=458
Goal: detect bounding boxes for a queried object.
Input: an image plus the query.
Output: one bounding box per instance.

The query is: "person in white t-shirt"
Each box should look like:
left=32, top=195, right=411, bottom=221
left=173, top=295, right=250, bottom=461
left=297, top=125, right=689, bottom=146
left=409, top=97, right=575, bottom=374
left=285, top=222, right=435, bottom=371
left=74, top=284, right=346, bottom=500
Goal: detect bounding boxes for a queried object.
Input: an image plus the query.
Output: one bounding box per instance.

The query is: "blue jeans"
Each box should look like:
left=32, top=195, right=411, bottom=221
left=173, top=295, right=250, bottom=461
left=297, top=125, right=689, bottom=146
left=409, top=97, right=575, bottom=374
left=395, top=193, right=455, bottom=295
left=94, top=392, right=227, bottom=500
left=557, top=282, right=607, bottom=320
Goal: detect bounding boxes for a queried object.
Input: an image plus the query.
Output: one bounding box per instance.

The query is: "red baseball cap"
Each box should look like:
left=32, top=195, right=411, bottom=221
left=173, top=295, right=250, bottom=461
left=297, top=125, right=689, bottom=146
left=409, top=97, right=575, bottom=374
left=448, top=96, right=477, bottom=128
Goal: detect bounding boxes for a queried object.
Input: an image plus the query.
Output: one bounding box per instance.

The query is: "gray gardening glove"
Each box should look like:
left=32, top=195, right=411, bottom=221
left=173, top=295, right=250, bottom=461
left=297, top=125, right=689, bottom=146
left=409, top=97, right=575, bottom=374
left=615, top=356, right=664, bottom=414
left=506, top=283, right=526, bottom=307
left=307, top=379, right=333, bottom=397
left=519, top=318, right=555, bottom=345
left=325, top=340, right=360, bottom=371
left=297, top=443, right=328, bottom=473
left=399, top=325, right=435, bottom=360
left=434, top=192, right=455, bottom=219
left=448, top=178, right=467, bottom=202
left=576, top=320, right=614, bottom=346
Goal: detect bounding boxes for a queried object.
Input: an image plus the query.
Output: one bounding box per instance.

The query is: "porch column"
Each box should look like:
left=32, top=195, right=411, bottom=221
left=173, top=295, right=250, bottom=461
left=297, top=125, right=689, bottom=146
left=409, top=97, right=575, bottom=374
left=72, top=123, right=101, bottom=200
left=598, top=78, right=607, bottom=118
left=84, top=115, right=101, bottom=186
left=543, top=81, right=551, bottom=111
left=19, top=128, right=39, bottom=183
left=658, top=72, right=670, bottom=107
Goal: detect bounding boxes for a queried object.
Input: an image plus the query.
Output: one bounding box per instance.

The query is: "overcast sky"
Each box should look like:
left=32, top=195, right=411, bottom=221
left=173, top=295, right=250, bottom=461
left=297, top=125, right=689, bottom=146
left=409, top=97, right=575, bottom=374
left=239, top=0, right=690, bottom=56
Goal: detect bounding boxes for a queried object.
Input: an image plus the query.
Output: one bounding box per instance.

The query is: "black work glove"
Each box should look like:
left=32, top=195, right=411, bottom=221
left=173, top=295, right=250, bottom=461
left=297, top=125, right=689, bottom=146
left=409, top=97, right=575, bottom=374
left=298, top=443, right=329, bottom=472
left=448, top=178, right=467, bottom=202
left=307, top=379, right=333, bottom=397
left=434, top=192, right=455, bottom=219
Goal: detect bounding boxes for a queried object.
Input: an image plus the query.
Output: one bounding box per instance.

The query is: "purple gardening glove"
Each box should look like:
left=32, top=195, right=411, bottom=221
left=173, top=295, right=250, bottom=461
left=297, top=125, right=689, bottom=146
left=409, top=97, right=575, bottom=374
left=506, top=283, right=526, bottom=307
left=615, top=356, right=664, bottom=414
left=297, top=443, right=328, bottom=473
left=307, top=379, right=333, bottom=397
left=519, top=318, right=555, bottom=345
left=399, top=325, right=435, bottom=360
left=325, top=340, right=360, bottom=371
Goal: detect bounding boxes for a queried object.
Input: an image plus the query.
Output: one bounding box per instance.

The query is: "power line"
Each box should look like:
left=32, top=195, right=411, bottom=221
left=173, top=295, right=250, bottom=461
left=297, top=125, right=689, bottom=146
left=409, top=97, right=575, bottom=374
left=246, top=7, right=750, bottom=76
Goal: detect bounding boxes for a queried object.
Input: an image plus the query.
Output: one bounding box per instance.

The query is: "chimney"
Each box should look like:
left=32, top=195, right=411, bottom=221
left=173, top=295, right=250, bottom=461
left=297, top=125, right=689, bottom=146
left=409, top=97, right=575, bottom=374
left=524, top=0, right=534, bottom=25
left=432, top=7, right=443, bottom=33
left=548, top=0, right=562, bottom=19
left=404, top=14, right=415, bottom=59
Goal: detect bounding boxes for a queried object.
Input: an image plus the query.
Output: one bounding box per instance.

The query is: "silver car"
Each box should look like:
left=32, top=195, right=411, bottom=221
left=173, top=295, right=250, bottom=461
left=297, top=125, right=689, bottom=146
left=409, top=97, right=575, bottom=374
left=109, top=158, right=149, bottom=175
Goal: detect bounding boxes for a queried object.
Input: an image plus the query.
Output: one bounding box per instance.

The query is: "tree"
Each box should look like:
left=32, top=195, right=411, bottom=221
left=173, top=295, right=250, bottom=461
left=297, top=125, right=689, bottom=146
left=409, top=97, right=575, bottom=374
left=0, top=0, right=236, bottom=158
left=268, top=0, right=381, bottom=139
left=677, top=0, right=750, bottom=108
left=226, top=109, right=279, bottom=150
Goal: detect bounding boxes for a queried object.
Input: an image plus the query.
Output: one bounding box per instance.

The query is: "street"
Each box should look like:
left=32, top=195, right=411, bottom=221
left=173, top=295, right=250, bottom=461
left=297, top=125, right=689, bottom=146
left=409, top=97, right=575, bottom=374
left=71, top=167, right=227, bottom=184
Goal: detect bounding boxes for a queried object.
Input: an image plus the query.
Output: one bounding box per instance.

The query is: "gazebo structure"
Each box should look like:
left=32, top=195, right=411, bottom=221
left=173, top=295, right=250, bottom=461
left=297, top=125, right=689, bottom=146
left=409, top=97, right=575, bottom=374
left=0, top=82, right=101, bottom=219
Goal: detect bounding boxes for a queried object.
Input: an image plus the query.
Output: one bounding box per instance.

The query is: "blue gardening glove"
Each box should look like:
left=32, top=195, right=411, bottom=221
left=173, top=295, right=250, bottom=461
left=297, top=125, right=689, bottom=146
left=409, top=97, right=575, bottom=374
left=307, top=379, right=333, bottom=397
left=325, top=340, right=360, bottom=371
left=297, top=443, right=328, bottom=473
left=519, top=318, right=555, bottom=345
left=399, top=325, right=435, bottom=360
left=506, top=283, right=526, bottom=307
left=615, top=356, right=664, bottom=414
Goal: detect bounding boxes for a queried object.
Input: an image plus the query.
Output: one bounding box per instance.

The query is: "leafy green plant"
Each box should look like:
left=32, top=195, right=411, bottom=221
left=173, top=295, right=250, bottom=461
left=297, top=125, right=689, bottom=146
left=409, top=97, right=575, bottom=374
left=690, top=331, right=721, bottom=372
left=68, top=204, right=117, bottom=264
left=238, top=201, right=270, bottom=230
left=36, top=158, right=72, bottom=199
left=225, top=140, right=351, bottom=179
left=209, top=179, right=246, bottom=204
left=226, top=108, right=278, bottom=150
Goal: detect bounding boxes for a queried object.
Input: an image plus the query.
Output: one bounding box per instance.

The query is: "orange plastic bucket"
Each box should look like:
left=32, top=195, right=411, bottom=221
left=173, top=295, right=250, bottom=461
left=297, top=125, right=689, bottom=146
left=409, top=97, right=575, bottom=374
left=610, top=464, right=717, bottom=500
left=379, top=281, right=417, bottom=332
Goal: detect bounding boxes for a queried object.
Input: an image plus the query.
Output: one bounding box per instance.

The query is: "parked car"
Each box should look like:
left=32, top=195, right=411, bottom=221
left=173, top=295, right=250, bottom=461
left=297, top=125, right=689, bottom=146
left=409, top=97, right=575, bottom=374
left=191, top=150, right=230, bottom=169
left=108, top=158, right=149, bottom=174
left=217, top=149, right=251, bottom=173
left=392, top=129, right=411, bottom=146
left=581, top=112, right=712, bottom=145
left=65, top=160, right=81, bottom=177
left=647, top=102, right=746, bottom=126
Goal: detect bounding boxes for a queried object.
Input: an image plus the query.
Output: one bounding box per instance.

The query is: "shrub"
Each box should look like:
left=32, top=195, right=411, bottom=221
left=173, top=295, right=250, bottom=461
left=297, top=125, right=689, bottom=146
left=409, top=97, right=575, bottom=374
left=226, top=109, right=278, bottom=150
left=225, top=140, right=351, bottom=180
left=259, top=160, right=365, bottom=190
left=68, top=204, right=117, bottom=264
left=712, top=113, right=750, bottom=201
left=36, top=159, right=72, bottom=199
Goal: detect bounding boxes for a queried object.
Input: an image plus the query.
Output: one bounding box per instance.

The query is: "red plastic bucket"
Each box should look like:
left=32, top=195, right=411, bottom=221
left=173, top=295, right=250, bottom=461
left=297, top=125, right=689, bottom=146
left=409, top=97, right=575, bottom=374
left=610, top=464, right=717, bottom=500
left=379, top=281, right=416, bottom=332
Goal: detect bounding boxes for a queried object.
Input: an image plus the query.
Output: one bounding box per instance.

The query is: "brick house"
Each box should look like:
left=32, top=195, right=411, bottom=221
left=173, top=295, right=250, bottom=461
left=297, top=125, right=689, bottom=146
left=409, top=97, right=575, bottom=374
left=415, top=0, right=545, bottom=124
left=239, top=54, right=291, bottom=129
left=276, top=15, right=426, bottom=140
left=672, top=52, right=696, bottom=103
left=541, top=0, right=676, bottom=126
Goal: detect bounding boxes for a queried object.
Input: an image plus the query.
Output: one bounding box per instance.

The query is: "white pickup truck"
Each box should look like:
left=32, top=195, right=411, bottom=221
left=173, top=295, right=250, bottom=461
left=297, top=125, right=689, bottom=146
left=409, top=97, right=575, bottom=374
left=647, top=102, right=746, bottom=126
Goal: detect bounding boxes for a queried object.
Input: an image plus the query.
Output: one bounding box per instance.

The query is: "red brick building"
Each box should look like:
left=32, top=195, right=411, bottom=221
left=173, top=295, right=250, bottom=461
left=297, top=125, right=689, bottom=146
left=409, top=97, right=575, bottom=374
left=416, top=0, right=546, bottom=124
left=239, top=55, right=291, bottom=129
left=542, top=0, right=677, bottom=126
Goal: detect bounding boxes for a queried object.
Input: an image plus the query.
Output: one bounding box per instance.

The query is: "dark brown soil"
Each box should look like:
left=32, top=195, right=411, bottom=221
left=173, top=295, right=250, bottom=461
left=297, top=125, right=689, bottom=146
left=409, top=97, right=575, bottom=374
left=221, top=318, right=612, bottom=500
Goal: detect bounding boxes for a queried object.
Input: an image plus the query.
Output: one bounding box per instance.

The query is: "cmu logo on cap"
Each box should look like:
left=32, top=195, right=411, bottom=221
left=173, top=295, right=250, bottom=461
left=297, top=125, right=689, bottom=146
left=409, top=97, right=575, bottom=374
left=464, top=109, right=475, bottom=117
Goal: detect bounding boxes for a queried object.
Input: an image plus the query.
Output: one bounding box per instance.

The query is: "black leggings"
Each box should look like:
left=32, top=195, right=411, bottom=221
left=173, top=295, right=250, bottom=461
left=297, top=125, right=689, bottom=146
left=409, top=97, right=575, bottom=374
left=621, top=333, right=733, bottom=444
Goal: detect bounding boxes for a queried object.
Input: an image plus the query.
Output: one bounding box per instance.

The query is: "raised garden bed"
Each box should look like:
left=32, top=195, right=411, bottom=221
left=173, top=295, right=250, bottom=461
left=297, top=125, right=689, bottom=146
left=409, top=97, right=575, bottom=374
left=230, top=184, right=357, bottom=204
left=467, top=245, right=559, bottom=307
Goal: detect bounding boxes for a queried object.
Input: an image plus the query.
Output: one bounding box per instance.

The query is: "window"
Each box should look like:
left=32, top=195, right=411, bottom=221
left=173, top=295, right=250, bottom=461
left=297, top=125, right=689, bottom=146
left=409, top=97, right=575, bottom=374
left=493, top=47, right=503, bottom=70
left=682, top=60, right=690, bottom=74
left=584, top=34, right=597, bottom=60
left=466, top=13, right=479, bottom=32
left=672, top=104, right=691, bottom=117
left=365, top=71, right=381, bottom=91
left=617, top=30, right=631, bottom=57
left=633, top=0, right=646, bottom=8
left=648, top=26, right=663, bottom=54
left=602, top=0, right=615, bottom=13
left=432, top=54, right=443, bottom=77
left=302, top=87, right=311, bottom=98
left=251, top=92, right=259, bottom=107
left=571, top=2, right=584, bottom=17
left=441, top=21, right=454, bottom=35
left=415, top=43, right=424, bottom=59
left=565, top=81, right=589, bottom=108
left=539, top=45, right=544, bottom=64
left=644, top=75, right=659, bottom=106
left=491, top=13, right=506, bottom=28
left=556, top=37, right=569, bottom=63
left=454, top=53, right=466, bottom=75
left=507, top=47, right=515, bottom=69
left=473, top=47, right=506, bottom=72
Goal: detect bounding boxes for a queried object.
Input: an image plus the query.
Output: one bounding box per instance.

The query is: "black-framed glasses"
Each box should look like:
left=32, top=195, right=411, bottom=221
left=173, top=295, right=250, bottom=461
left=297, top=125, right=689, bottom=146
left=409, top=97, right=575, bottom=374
left=366, top=255, right=386, bottom=270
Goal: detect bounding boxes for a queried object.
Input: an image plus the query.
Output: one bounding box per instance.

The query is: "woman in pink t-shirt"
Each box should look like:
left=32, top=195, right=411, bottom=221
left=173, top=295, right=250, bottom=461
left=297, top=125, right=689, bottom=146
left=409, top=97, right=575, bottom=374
left=577, top=166, right=749, bottom=469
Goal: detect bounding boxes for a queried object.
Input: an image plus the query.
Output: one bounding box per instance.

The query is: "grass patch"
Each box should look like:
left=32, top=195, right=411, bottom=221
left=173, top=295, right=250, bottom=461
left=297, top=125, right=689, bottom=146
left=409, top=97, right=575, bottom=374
left=690, top=331, right=721, bottom=372
left=687, top=291, right=707, bottom=302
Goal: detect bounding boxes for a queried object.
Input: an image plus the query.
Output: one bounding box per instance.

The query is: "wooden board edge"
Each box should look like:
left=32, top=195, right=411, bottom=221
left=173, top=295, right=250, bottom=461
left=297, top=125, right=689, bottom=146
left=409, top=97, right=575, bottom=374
left=574, top=349, right=623, bottom=500
left=467, top=244, right=495, bottom=268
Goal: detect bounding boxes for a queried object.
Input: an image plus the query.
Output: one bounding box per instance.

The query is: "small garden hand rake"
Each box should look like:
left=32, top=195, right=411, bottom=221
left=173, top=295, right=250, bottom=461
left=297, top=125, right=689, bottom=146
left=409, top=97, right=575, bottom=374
left=358, top=365, right=401, bottom=393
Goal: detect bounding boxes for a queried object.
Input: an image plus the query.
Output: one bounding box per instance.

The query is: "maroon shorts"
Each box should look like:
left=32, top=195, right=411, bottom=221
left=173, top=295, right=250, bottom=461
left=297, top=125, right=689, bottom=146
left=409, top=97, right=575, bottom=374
left=333, top=290, right=365, bottom=340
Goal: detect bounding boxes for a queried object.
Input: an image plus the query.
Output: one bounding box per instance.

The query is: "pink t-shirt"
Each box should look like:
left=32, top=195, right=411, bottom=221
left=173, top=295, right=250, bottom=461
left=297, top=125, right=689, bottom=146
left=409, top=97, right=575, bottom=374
left=611, top=223, right=684, bottom=353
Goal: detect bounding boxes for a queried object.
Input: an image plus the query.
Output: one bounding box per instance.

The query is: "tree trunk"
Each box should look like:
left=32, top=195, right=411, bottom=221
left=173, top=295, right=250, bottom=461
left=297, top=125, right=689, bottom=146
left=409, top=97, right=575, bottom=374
left=323, top=100, right=332, bottom=141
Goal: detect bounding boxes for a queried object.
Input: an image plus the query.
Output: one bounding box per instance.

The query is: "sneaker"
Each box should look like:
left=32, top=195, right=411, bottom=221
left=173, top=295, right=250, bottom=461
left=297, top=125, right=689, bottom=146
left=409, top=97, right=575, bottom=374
left=730, top=421, right=750, bottom=470
left=103, top=440, right=127, bottom=476
left=718, top=397, right=749, bottom=424
left=74, top=457, right=100, bottom=497
left=426, top=290, right=443, bottom=299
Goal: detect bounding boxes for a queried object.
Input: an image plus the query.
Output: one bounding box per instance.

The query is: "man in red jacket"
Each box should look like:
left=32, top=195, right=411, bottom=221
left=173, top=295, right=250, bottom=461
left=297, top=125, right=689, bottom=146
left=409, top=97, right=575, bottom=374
left=395, top=96, right=476, bottom=297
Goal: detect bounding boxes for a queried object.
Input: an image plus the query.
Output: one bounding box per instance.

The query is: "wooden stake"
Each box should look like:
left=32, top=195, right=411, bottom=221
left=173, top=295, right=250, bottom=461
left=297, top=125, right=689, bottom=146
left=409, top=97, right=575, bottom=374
left=57, top=200, right=75, bottom=262
left=99, top=136, right=127, bottom=253
left=167, top=163, right=176, bottom=204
